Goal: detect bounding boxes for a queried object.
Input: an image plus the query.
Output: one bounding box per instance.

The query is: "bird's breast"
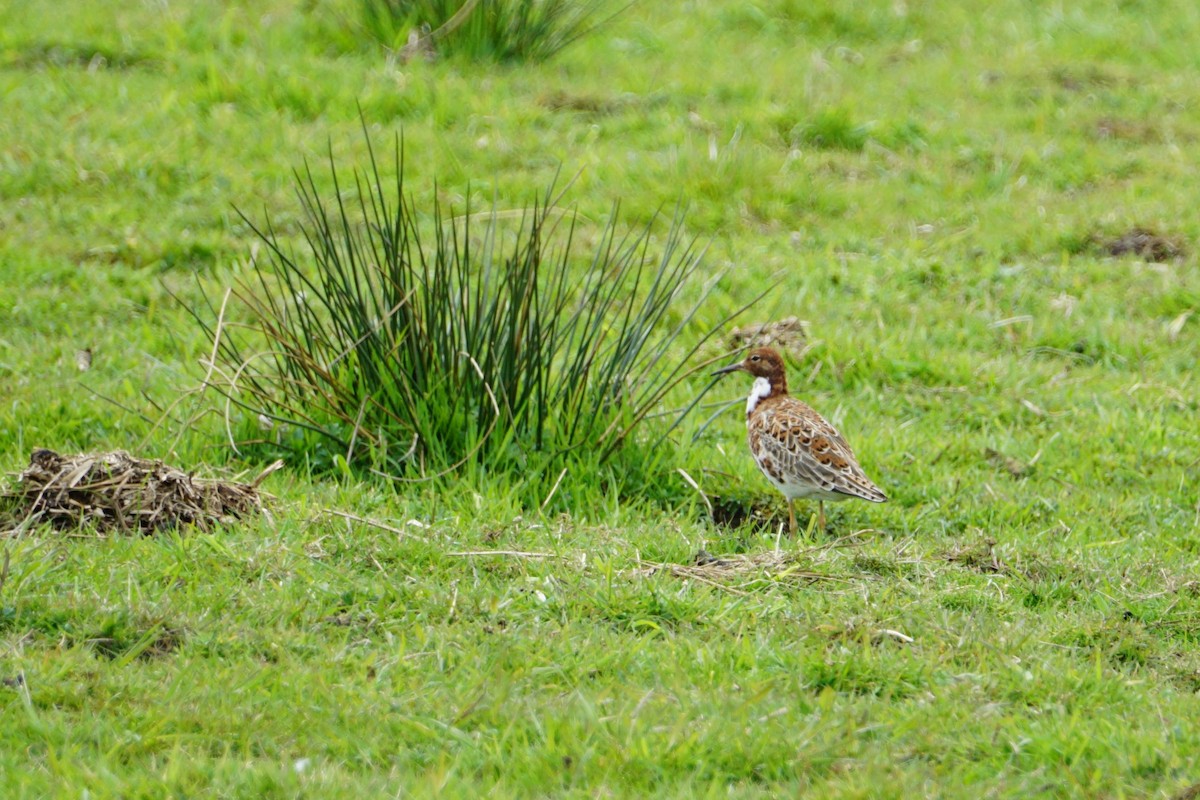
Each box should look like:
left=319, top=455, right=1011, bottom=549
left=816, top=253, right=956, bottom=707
left=744, top=377, right=772, bottom=416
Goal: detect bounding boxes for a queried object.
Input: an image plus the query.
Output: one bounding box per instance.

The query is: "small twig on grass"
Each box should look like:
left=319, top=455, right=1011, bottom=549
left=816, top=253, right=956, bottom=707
left=161, top=286, right=232, bottom=460
left=250, top=460, right=285, bottom=488
left=346, top=395, right=370, bottom=466
left=452, top=686, right=488, bottom=726
left=321, top=508, right=428, bottom=541
left=677, top=468, right=713, bottom=521
left=446, top=581, right=459, bottom=623
left=790, top=529, right=873, bottom=557
left=16, top=670, right=37, bottom=723
left=447, top=550, right=562, bottom=559
left=657, top=566, right=751, bottom=596
left=635, top=555, right=839, bottom=592
left=540, top=468, right=568, bottom=512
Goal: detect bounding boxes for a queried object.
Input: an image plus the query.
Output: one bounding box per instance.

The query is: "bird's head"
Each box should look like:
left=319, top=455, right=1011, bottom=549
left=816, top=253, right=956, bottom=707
left=712, top=347, right=788, bottom=383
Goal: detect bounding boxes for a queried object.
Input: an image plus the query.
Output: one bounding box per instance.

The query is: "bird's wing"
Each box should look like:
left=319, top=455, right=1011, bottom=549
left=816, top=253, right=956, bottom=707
left=750, top=398, right=887, bottom=502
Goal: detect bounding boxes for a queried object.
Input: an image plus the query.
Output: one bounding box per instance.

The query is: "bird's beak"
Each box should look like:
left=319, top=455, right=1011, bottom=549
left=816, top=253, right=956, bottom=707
left=711, top=361, right=744, bottom=377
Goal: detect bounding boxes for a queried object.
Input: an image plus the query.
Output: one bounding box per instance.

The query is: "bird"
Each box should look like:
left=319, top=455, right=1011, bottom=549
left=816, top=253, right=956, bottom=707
left=712, top=346, right=887, bottom=535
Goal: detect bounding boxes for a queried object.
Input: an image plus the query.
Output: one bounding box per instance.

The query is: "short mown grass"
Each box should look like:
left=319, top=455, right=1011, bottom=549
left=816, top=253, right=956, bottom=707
left=2, top=0, right=1200, bottom=796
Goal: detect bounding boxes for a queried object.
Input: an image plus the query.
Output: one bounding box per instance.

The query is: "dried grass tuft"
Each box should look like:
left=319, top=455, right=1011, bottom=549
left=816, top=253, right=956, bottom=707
left=3, top=449, right=280, bottom=535
left=1098, top=227, right=1185, bottom=262
left=635, top=533, right=872, bottom=595
left=728, top=316, right=808, bottom=355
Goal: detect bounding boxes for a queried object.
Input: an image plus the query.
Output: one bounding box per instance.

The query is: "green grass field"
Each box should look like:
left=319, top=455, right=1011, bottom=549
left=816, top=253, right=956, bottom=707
left=3, top=0, right=1200, bottom=796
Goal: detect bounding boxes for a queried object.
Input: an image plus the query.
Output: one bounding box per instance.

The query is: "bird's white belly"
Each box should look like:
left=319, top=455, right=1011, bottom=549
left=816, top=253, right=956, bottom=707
left=751, top=446, right=850, bottom=502
left=762, top=469, right=851, bottom=502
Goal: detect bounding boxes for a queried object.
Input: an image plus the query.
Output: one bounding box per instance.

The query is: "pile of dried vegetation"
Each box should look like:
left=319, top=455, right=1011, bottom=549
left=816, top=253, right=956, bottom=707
left=1, top=449, right=278, bottom=535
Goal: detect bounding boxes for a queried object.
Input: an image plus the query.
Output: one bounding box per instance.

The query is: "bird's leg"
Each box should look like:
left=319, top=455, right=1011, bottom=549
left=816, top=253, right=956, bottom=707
left=819, top=501, right=826, bottom=535
left=788, top=499, right=796, bottom=537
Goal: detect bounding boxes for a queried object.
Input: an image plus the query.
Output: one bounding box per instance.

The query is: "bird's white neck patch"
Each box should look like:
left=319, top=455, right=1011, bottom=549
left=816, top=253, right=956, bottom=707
left=745, top=377, right=772, bottom=415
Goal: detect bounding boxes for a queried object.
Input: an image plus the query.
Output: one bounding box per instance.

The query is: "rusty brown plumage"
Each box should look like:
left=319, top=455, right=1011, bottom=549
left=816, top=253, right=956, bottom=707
left=713, top=346, right=886, bottom=535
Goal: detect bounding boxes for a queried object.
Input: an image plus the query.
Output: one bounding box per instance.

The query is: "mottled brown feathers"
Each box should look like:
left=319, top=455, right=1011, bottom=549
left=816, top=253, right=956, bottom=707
left=748, top=394, right=887, bottom=503
left=713, top=346, right=887, bottom=518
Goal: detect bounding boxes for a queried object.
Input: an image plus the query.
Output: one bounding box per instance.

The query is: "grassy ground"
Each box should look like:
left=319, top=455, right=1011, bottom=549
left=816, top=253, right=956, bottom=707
left=3, top=0, right=1200, bottom=796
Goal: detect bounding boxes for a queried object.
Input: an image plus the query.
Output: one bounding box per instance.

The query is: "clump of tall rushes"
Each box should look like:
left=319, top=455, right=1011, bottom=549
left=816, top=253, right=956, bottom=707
left=188, top=131, right=753, bottom=497
left=360, top=0, right=615, bottom=62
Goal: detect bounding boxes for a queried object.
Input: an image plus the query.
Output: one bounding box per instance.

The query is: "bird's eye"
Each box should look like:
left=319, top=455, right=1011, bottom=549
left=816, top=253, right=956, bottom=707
left=750, top=355, right=760, bottom=362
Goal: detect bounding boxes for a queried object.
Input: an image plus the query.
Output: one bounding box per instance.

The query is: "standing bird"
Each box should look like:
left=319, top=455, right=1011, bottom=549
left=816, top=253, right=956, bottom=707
left=712, top=347, right=887, bottom=535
